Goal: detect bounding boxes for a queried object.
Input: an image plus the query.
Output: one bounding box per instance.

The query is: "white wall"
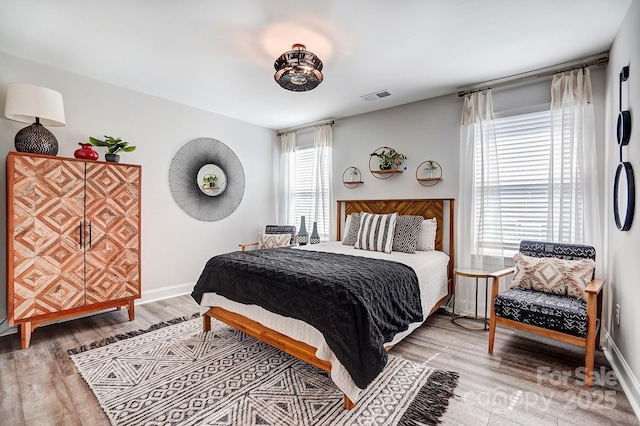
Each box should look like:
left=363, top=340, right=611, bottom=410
left=0, top=52, right=278, bottom=333
left=605, top=0, right=640, bottom=414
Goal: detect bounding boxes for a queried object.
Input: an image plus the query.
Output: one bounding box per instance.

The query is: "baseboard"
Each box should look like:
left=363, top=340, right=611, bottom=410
left=0, top=282, right=196, bottom=338
left=602, top=328, right=640, bottom=420
left=137, top=281, right=195, bottom=305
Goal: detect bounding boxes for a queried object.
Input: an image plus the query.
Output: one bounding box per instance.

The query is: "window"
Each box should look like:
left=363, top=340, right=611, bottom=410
left=476, top=109, right=583, bottom=257
left=287, top=144, right=331, bottom=241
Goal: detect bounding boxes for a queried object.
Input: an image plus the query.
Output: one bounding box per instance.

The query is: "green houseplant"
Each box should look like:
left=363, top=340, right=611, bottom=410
left=370, top=148, right=407, bottom=170
left=423, top=160, right=438, bottom=178
left=348, top=167, right=359, bottom=182
left=89, top=135, right=136, bottom=163
left=202, top=174, right=218, bottom=189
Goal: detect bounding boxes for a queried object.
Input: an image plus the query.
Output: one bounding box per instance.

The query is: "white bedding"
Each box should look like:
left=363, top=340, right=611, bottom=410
left=199, top=241, right=450, bottom=402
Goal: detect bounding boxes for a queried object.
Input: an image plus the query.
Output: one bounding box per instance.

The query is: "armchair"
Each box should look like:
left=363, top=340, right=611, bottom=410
left=239, top=225, right=296, bottom=251
left=488, top=240, right=605, bottom=387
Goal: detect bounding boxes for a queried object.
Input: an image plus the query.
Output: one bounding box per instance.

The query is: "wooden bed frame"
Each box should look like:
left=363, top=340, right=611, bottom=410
left=202, top=198, right=455, bottom=409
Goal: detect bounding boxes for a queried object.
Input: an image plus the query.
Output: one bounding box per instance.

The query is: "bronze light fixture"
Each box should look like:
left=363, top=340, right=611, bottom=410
left=274, top=44, right=323, bottom=92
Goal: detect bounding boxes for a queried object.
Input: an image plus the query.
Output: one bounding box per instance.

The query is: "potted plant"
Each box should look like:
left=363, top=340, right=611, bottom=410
left=202, top=174, right=218, bottom=189
left=89, top=135, right=136, bottom=163
left=348, top=167, right=359, bottom=182
left=370, top=148, right=407, bottom=170
left=423, top=160, right=438, bottom=178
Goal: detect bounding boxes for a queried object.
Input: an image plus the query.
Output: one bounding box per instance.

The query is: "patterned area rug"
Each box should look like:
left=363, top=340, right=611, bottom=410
left=69, top=317, right=458, bottom=426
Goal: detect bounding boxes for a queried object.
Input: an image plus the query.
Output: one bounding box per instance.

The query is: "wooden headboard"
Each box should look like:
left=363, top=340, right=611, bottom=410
left=336, top=198, right=455, bottom=279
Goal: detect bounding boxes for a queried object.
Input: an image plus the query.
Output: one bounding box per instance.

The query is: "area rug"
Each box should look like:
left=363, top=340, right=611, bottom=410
left=69, top=316, right=458, bottom=426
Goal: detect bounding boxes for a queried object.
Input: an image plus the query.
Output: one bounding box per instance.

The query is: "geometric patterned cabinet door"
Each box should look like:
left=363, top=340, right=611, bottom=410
left=85, top=163, right=141, bottom=305
left=6, top=152, right=142, bottom=348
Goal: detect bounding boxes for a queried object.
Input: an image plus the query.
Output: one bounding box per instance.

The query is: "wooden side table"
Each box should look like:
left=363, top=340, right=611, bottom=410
left=452, top=267, right=494, bottom=331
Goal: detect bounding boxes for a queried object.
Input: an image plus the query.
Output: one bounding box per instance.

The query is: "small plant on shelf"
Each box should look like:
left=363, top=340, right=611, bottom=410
left=202, top=174, right=218, bottom=189
left=370, top=148, right=407, bottom=170
left=89, top=135, right=136, bottom=163
left=348, top=167, right=360, bottom=181
left=423, top=160, right=439, bottom=178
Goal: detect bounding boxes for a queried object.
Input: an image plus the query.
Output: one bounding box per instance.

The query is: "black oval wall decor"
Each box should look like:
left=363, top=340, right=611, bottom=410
left=617, top=110, right=631, bottom=146
left=614, top=161, right=635, bottom=231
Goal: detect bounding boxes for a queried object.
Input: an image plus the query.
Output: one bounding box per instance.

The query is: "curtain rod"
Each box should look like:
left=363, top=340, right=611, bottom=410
left=276, top=120, right=334, bottom=136
left=457, top=54, right=609, bottom=98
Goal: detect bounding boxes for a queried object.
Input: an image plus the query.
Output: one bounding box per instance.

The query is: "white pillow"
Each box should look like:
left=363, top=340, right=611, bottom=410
left=257, top=233, right=291, bottom=249
left=354, top=212, right=397, bottom=254
left=416, top=218, right=437, bottom=251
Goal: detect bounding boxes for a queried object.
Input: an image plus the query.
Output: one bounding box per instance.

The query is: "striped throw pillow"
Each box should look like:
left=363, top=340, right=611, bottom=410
left=354, top=212, right=398, bottom=253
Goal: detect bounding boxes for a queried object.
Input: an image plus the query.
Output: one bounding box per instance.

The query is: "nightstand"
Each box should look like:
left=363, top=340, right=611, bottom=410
left=452, top=267, right=496, bottom=331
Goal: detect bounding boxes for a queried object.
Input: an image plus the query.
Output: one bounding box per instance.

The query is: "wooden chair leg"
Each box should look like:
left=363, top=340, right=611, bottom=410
left=488, top=316, right=496, bottom=354
left=585, top=293, right=598, bottom=387
left=488, top=276, right=500, bottom=354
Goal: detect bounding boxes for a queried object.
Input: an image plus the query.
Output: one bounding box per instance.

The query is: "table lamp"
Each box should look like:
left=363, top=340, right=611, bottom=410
left=4, top=83, right=66, bottom=156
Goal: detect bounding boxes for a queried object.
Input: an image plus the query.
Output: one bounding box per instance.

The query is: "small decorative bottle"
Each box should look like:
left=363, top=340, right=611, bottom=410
left=297, top=216, right=309, bottom=245
left=74, top=143, right=99, bottom=161
left=310, top=222, right=320, bottom=244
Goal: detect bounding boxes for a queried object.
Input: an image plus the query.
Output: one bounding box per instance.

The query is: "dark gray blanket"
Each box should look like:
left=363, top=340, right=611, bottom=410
left=191, top=248, right=423, bottom=389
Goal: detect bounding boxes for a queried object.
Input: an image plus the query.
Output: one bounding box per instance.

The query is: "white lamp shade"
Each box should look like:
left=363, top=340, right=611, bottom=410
left=4, top=83, right=66, bottom=127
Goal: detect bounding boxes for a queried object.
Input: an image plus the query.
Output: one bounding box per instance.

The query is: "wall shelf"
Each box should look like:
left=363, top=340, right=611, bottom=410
left=416, top=160, right=443, bottom=187
left=342, top=166, right=363, bottom=188
left=369, top=146, right=407, bottom=180
left=371, top=169, right=403, bottom=175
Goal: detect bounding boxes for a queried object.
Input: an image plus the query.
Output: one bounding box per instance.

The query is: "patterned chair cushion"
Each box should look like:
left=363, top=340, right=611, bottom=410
left=258, top=233, right=292, bottom=249
left=519, top=240, right=596, bottom=262
left=265, top=225, right=296, bottom=245
left=494, top=288, right=588, bottom=338
left=509, top=254, right=595, bottom=301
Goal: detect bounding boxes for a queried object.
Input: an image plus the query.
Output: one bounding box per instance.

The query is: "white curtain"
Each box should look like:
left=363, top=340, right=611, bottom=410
left=276, top=132, right=296, bottom=225
left=312, top=124, right=333, bottom=240
left=549, top=68, right=602, bottom=271
left=457, top=90, right=505, bottom=314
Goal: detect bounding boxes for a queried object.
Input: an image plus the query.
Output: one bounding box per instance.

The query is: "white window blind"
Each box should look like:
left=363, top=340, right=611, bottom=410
left=287, top=146, right=331, bottom=241
left=476, top=109, right=558, bottom=256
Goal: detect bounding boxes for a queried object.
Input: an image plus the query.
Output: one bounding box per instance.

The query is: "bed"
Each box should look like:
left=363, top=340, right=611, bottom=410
left=193, top=198, right=455, bottom=409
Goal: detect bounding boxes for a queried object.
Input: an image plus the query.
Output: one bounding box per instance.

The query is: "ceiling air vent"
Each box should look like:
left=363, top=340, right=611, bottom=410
left=361, top=90, right=392, bottom=101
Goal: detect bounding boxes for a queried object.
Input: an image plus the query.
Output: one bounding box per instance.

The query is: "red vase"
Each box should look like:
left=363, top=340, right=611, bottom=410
left=74, top=143, right=99, bottom=161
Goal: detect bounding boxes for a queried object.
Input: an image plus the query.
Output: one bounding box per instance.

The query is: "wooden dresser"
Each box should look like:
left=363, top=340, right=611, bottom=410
left=6, top=152, right=142, bottom=348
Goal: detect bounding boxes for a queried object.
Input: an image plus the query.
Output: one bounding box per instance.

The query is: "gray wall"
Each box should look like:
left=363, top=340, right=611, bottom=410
left=605, top=0, right=640, bottom=411
left=0, top=52, right=278, bottom=334
left=331, top=68, right=607, bottom=244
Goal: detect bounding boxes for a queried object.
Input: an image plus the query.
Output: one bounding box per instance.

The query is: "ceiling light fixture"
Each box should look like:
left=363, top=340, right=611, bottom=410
left=274, top=44, right=323, bottom=92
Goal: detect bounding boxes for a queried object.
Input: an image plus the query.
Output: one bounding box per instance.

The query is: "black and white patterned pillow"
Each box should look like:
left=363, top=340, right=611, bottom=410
left=392, top=215, right=423, bottom=254
left=342, top=212, right=361, bottom=246
left=354, top=212, right=397, bottom=254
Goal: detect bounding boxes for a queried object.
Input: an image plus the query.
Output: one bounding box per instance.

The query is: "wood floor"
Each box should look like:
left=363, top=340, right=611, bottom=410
left=0, top=294, right=637, bottom=426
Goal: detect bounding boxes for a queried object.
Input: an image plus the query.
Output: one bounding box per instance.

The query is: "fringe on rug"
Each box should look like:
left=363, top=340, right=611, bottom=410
left=397, top=370, right=460, bottom=426
left=67, top=312, right=200, bottom=355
